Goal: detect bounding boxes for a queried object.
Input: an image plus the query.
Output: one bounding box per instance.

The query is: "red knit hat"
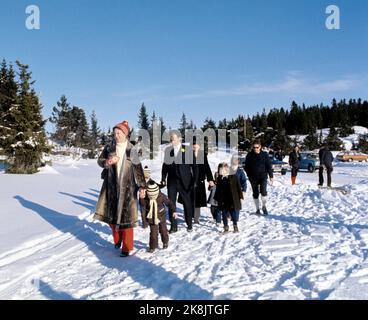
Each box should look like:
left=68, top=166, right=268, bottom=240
left=113, top=120, right=130, bottom=136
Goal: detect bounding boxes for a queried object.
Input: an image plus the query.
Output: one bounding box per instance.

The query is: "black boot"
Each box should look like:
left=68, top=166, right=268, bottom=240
left=114, top=242, right=121, bottom=250
left=120, top=251, right=129, bottom=257
left=163, top=243, right=168, bottom=249
left=262, top=206, right=268, bottom=215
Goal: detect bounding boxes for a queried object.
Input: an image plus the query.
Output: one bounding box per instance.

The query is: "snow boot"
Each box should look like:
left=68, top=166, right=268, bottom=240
left=114, top=241, right=122, bottom=250
left=120, top=251, right=129, bottom=257
left=148, top=248, right=155, bottom=253
left=223, top=226, right=230, bottom=233
left=233, top=225, right=239, bottom=233
left=291, top=176, right=296, bottom=185
left=255, top=209, right=261, bottom=215
left=261, top=196, right=268, bottom=215
left=163, top=243, right=168, bottom=249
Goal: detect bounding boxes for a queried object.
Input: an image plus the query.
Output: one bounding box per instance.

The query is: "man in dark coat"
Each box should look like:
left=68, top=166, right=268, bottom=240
left=94, top=121, right=146, bottom=257
left=318, top=144, right=334, bottom=187
left=289, top=145, right=301, bottom=185
left=245, top=140, right=273, bottom=215
left=192, top=140, right=214, bottom=224
left=161, top=132, right=197, bottom=232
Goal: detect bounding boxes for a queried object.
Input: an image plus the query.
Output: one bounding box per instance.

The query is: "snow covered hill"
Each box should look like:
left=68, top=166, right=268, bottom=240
left=1, top=151, right=368, bottom=300
left=290, top=126, right=368, bottom=151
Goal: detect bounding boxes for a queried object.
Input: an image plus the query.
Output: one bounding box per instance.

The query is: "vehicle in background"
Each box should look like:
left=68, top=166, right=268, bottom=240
left=240, top=154, right=288, bottom=175
left=269, top=156, right=288, bottom=175
left=336, top=151, right=368, bottom=162
left=299, top=152, right=320, bottom=173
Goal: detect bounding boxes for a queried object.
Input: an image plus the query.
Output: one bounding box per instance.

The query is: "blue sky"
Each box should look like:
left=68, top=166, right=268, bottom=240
left=1, top=0, right=368, bottom=132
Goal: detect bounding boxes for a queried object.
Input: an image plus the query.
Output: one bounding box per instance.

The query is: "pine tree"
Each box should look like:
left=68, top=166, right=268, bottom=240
left=138, top=103, right=149, bottom=130
left=159, top=116, right=167, bottom=135
left=0, top=60, right=18, bottom=154
left=304, top=129, right=320, bottom=151
left=69, top=106, right=89, bottom=148
left=87, top=110, right=101, bottom=158
left=358, top=134, right=368, bottom=153
left=179, top=112, right=188, bottom=138
left=49, top=95, right=72, bottom=145
left=324, top=127, right=344, bottom=151
left=6, top=61, right=48, bottom=174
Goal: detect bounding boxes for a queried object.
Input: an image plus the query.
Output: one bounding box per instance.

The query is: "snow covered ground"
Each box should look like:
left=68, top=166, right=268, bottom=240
left=0, top=151, right=368, bottom=300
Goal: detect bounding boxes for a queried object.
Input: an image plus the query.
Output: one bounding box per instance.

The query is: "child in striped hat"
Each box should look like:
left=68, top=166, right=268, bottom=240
left=139, top=181, right=177, bottom=253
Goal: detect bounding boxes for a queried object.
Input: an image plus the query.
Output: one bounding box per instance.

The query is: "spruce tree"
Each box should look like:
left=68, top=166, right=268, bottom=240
left=88, top=110, right=101, bottom=158
left=179, top=112, right=188, bottom=138
left=304, top=129, right=320, bottom=151
left=324, top=127, right=344, bottom=151
left=6, top=61, right=48, bottom=174
left=49, top=95, right=72, bottom=145
left=0, top=60, right=18, bottom=154
left=138, top=103, right=150, bottom=130
left=69, top=106, right=89, bottom=148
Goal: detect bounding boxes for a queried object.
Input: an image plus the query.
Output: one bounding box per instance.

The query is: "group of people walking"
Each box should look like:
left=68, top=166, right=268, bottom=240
left=93, top=120, right=334, bottom=257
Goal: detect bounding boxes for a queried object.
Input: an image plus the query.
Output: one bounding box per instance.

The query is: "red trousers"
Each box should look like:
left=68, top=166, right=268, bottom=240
left=109, top=224, right=134, bottom=253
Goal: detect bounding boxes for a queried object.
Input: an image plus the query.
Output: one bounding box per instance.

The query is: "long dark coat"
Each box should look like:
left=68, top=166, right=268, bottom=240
left=93, top=141, right=146, bottom=229
left=214, top=174, right=243, bottom=212
left=193, top=151, right=214, bottom=208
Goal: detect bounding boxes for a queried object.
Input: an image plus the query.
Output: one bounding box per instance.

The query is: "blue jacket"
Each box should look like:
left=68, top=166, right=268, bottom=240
left=234, top=167, right=247, bottom=193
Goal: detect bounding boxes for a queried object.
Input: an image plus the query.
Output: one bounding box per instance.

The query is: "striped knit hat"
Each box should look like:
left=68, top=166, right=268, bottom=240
left=147, top=182, right=160, bottom=200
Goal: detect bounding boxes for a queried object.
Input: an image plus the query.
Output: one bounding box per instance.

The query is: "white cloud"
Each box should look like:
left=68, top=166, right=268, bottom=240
left=176, top=74, right=362, bottom=100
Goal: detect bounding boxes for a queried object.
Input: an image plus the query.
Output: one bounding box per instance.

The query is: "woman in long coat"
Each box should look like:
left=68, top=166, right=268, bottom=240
left=94, top=121, right=146, bottom=257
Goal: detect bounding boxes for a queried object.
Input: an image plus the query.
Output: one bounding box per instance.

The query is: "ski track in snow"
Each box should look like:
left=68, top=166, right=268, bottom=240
left=1, top=153, right=368, bottom=300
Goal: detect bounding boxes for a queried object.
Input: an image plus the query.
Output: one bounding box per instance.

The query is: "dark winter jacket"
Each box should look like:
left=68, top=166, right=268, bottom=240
left=214, top=175, right=243, bottom=212
left=245, top=151, right=274, bottom=181
left=139, top=192, right=176, bottom=225
left=289, top=151, right=301, bottom=168
left=94, top=141, right=146, bottom=228
left=161, top=145, right=197, bottom=191
left=319, top=147, right=334, bottom=167
left=193, top=151, right=214, bottom=207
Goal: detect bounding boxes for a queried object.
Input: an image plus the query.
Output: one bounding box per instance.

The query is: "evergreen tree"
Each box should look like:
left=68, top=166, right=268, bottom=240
left=138, top=103, right=149, bottom=130
left=69, top=106, right=89, bottom=148
left=324, top=127, right=344, bottom=151
left=179, top=112, right=188, bottom=138
left=357, top=135, right=368, bottom=153
left=87, top=110, right=101, bottom=158
left=159, top=117, right=167, bottom=136
left=304, top=129, right=320, bottom=151
left=6, top=61, right=48, bottom=173
left=49, top=95, right=72, bottom=144
left=0, top=60, right=18, bottom=154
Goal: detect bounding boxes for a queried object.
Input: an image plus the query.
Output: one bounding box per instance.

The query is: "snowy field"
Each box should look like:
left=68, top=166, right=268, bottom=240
left=0, top=151, right=368, bottom=300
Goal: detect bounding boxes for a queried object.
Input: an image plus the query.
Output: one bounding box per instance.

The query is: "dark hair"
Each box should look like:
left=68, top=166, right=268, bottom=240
left=253, top=139, right=261, bottom=146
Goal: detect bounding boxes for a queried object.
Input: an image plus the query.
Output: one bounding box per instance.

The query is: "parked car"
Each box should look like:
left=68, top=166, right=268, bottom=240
left=269, top=156, right=288, bottom=175
left=336, top=151, right=368, bottom=162
left=299, top=152, right=320, bottom=173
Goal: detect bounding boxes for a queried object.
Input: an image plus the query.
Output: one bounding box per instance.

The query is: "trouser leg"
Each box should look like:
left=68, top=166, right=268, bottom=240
left=149, top=224, right=159, bottom=250
left=319, top=167, right=324, bottom=185
left=167, top=184, right=178, bottom=230
left=121, top=228, right=134, bottom=253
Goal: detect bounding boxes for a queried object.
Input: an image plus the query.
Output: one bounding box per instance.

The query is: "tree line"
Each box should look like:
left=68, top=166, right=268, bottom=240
left=1, top=58, right=368, bottom=173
